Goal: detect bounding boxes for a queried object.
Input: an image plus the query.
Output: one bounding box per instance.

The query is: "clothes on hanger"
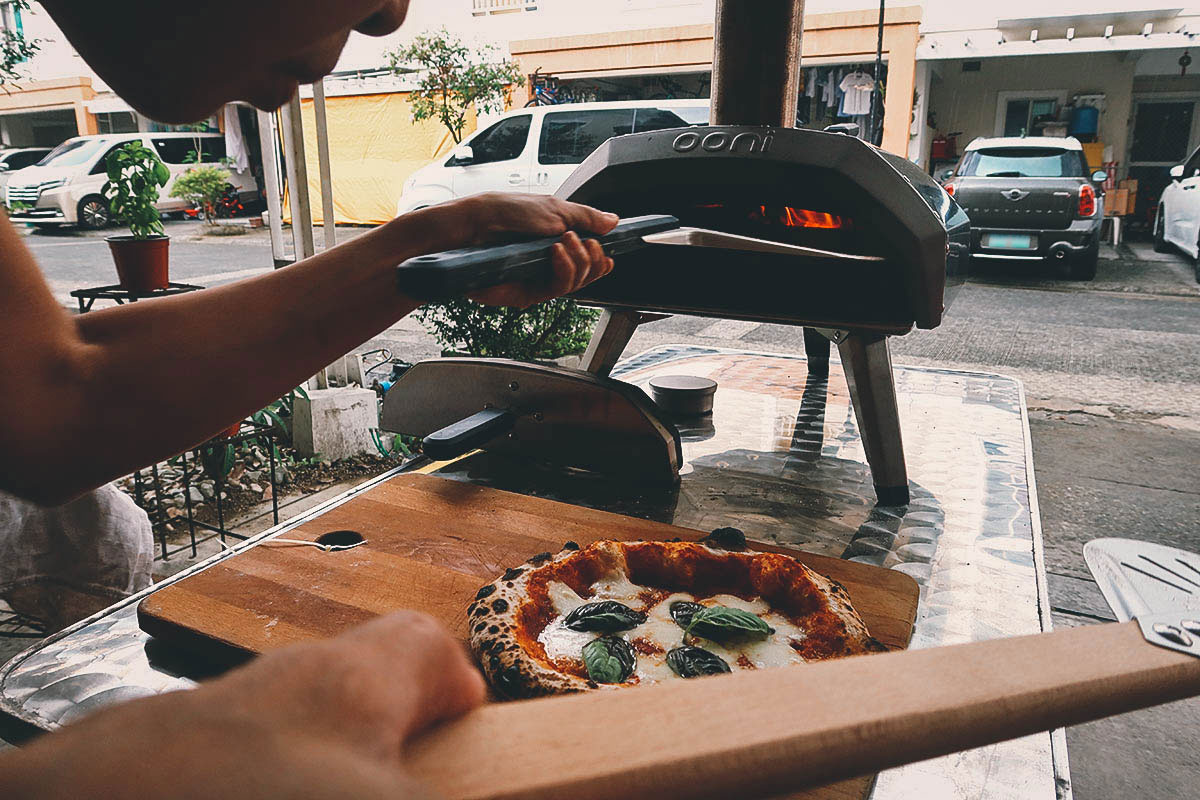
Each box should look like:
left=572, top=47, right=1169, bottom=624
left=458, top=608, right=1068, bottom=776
left=839, top=70, right=875, bottom=117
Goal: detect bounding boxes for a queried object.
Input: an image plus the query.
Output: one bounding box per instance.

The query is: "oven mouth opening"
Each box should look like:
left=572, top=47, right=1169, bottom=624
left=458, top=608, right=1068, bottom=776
left=693, top=203, right=851, bottom=230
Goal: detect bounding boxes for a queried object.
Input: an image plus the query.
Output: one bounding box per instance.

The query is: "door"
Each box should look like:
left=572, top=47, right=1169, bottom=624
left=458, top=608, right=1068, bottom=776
left=532, top=108, right=634, bottom=194
left=1128, top=99, right=1198, bottom=230
left=449, top=114, right=533, bottom=198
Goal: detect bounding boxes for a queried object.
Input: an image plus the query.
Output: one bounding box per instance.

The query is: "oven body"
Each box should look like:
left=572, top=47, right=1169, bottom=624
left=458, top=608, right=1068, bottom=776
left=560, top=125, right=970, bottom=334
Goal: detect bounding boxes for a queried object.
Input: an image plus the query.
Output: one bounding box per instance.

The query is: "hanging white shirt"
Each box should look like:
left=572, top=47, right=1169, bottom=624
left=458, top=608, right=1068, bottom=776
left=839, top=71, right=876, bottom=117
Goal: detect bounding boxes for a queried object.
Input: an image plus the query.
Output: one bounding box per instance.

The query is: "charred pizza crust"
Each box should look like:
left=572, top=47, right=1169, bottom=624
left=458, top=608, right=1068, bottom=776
left=466, top=530, right=884, bottom=699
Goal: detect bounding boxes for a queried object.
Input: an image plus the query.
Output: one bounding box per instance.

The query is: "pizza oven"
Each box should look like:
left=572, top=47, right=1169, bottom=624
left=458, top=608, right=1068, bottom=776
left=559, top=124, right=969, bottom=334
left=383, top=0, right=969, bottom=507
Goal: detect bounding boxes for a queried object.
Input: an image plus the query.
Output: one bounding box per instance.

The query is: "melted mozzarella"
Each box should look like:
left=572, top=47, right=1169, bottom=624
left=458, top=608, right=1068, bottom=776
left=536, top=573, right=808, bottom=685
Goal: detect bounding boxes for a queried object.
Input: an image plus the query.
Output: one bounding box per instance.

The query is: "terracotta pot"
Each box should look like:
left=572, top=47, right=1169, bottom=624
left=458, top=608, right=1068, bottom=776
left=107, top=235, right=169, bottom=292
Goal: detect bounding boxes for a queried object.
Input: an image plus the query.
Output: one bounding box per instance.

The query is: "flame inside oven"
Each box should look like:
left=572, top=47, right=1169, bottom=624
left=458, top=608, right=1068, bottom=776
left=694, top=203, right=850, bottom=230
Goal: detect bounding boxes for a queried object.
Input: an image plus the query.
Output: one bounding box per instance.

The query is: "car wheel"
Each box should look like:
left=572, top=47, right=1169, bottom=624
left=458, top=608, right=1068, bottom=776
left=77, top=195, right=110, bottom=230
left=1068, top=245, right=1099, bottom=281
left=1153, top=207, right=1171, bottom=253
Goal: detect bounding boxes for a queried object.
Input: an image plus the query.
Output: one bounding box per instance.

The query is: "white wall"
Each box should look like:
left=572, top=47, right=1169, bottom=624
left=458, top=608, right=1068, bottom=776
left=334, top=0, right=896, bottom=71
left=920, top=0, right=1200, bottom=34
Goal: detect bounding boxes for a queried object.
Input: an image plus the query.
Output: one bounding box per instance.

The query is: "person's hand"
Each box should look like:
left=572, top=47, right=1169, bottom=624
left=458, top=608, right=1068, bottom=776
left=1, top=612, right=486, bottom=799
left=443, top=192, right=619, bottom=308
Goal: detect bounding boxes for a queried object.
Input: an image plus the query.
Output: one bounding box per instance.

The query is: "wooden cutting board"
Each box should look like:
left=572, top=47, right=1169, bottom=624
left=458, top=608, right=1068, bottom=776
left=139, top=472, right=919, bottom=800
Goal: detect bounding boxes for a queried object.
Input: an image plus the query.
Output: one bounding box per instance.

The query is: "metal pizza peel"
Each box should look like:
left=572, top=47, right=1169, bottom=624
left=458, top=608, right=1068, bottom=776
left=399, top=537, right=1200, bottom=799
left=392, top=214, right=883, bottom=302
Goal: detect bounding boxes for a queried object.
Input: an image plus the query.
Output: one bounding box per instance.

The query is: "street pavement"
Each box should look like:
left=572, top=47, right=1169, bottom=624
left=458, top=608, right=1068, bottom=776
left=16, top=219, right=1200, bottom=798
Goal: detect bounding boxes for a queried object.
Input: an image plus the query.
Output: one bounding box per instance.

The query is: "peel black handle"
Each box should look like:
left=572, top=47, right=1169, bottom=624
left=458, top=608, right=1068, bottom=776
left=395, top=214, right=679, bottom=301
left=422, top=408, right=517, bottom=461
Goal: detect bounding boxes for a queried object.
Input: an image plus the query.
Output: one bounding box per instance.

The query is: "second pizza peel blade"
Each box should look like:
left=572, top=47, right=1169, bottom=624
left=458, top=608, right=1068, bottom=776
left=404, top=621, right=1200, bottom=800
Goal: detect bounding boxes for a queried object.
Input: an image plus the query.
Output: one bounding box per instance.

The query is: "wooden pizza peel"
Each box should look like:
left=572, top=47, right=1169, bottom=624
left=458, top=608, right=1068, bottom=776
left=138, top=474, right=1200, bottom=798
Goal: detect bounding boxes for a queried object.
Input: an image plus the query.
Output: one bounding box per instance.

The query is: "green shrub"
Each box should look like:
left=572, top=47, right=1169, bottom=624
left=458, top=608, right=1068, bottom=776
left=415, top=298, right=598, bottom=361
left=169, top=165, right=232, bottom=225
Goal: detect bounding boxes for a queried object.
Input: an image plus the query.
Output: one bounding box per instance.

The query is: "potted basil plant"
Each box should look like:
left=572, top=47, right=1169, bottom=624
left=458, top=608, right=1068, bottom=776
left=102, top=141, right=172, bottom=292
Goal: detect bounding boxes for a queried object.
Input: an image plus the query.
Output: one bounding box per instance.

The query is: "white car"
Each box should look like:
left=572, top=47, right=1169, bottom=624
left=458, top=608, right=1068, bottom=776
left=0, top=147, right=52, bottom=192
left=1154, top=146, right=1200, bottom=280
left=397, top=100, right=709, bottom=215
left=5, top=131, right=257, bottom=229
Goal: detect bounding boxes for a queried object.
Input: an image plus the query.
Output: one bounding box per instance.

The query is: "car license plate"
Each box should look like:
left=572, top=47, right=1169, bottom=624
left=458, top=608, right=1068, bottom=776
left=984, top=233, right=1035, bottom=250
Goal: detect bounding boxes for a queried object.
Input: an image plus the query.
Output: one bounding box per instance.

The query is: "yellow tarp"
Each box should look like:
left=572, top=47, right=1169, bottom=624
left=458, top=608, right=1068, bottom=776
left=287, top=92, right=476, bottom=226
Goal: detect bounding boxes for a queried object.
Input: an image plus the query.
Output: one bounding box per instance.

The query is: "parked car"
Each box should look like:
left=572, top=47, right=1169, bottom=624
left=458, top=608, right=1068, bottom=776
left=397, top=100, right=709, bottom=215
left=4, top=132, right=256, bottom=229
left=944, top=136, right=1107, bottom=280
left=0, top=147, right=51, bottom=191
left=1152, top=146, right=1200, bottom=281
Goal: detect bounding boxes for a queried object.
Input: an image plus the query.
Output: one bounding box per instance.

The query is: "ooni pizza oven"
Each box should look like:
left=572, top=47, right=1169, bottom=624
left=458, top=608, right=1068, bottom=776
left=383, top=0, right=969, bottom=505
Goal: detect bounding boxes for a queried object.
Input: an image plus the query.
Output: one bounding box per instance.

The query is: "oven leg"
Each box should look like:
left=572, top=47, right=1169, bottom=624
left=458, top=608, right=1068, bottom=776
left=580, top=309, right=641, bottom=377
left=837, top=333, right=909, bottom=506
left=802, top=327, right=830, bottom=376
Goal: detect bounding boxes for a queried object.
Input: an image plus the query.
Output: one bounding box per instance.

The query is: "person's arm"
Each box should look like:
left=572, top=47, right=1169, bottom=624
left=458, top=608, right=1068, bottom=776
left=0, top=193, right=616, bottom=505
left=0, top=611, right=486, bottom=799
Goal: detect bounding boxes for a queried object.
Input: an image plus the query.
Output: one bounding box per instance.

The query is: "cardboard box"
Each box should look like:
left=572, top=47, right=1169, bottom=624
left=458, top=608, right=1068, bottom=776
left=1119, top=179, right=1138, bottom=214
left=1082, top=142, right=1105, bottom=171
left=1105, top=188, right=1129, bottom=216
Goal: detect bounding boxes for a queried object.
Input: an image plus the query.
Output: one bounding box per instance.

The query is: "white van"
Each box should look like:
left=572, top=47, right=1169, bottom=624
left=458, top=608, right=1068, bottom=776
left=397, top=100, right=709, bottom=215
left=5, top=131, right=257, bottom=229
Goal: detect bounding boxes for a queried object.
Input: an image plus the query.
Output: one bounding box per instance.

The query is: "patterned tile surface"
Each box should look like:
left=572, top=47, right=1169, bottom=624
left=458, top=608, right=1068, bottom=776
left=0, top=347, right=1058, bottom=798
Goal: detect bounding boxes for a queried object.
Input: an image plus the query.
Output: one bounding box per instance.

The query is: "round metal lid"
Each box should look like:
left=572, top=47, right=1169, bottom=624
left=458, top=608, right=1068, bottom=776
left=648, top=375, right=718, bottom=397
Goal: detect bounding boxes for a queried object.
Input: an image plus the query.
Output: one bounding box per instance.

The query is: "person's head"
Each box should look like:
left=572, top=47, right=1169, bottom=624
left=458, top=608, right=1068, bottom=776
left=41, top=0, right=410, bottom=123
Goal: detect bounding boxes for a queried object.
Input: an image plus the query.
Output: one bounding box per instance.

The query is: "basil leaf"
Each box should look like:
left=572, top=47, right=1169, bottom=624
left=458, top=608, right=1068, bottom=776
left=667, top=646, right=732, bottom=678
left=669, top=600, right=704, bottom=629
left=684, top=606, right=774, bottom=642
left=582, top=636, right=636, bottom=684
left=564, top=601, right=647, bottom=633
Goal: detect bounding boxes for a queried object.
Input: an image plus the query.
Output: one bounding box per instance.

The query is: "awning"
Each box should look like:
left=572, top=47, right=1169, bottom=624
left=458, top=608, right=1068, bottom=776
left=84, top=96, right=134, bottom=115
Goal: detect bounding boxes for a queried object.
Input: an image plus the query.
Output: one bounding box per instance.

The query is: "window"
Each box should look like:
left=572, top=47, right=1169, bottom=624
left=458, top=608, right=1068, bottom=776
left=538, top=109, right=633, bottom=165
left=153, top=137, right=202, bottom=164
left=200, top=137, right=226, bottom=162
left=1, top=2, right=22, bottom=38
left=40, top=138, right=106, bottom=168
left=1002, top=97, right=1058, bottom=137
left=96, top=112, right=138, bottom=135
left=450, top=115, right=531, bottom=166
left=89, top=143, right=130, bottom=175
left=1183, top=148, right=1200, bottom=179
left=957, top=147, right=1086, bottom=178
left=4, top=150, right=46, bottom=170
left=632, top=106, right=707, bottom=133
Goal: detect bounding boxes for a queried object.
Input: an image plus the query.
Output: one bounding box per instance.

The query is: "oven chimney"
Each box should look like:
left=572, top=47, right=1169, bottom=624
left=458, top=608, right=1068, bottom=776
left=710, top=0, right=805, bottom=128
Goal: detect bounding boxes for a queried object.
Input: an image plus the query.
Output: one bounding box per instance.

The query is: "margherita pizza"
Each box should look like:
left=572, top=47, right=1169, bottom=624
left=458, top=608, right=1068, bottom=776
left=466, top=528, right=885, bottom=699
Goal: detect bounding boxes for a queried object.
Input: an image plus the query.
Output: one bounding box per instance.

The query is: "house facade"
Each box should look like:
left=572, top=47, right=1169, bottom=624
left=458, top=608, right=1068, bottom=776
left=915, top=3, right=1200, bottom=222
left=5, top=0, right=1200, bottom=226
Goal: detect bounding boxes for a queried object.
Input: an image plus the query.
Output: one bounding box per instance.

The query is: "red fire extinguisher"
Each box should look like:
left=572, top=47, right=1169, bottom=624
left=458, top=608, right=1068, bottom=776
left=930, top=131, right=961, bottom=161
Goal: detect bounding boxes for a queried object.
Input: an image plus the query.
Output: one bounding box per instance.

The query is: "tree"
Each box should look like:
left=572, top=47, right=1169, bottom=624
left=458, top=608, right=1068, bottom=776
left=389, top=31, right=597, bottom=362
left=387, top=29, right=523, bottom=144
left=1, top=1, right=40, bottom=86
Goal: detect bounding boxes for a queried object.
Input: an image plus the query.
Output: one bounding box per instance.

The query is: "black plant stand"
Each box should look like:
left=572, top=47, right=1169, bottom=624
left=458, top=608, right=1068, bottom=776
left=69, top=282, right=203, bottom=313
